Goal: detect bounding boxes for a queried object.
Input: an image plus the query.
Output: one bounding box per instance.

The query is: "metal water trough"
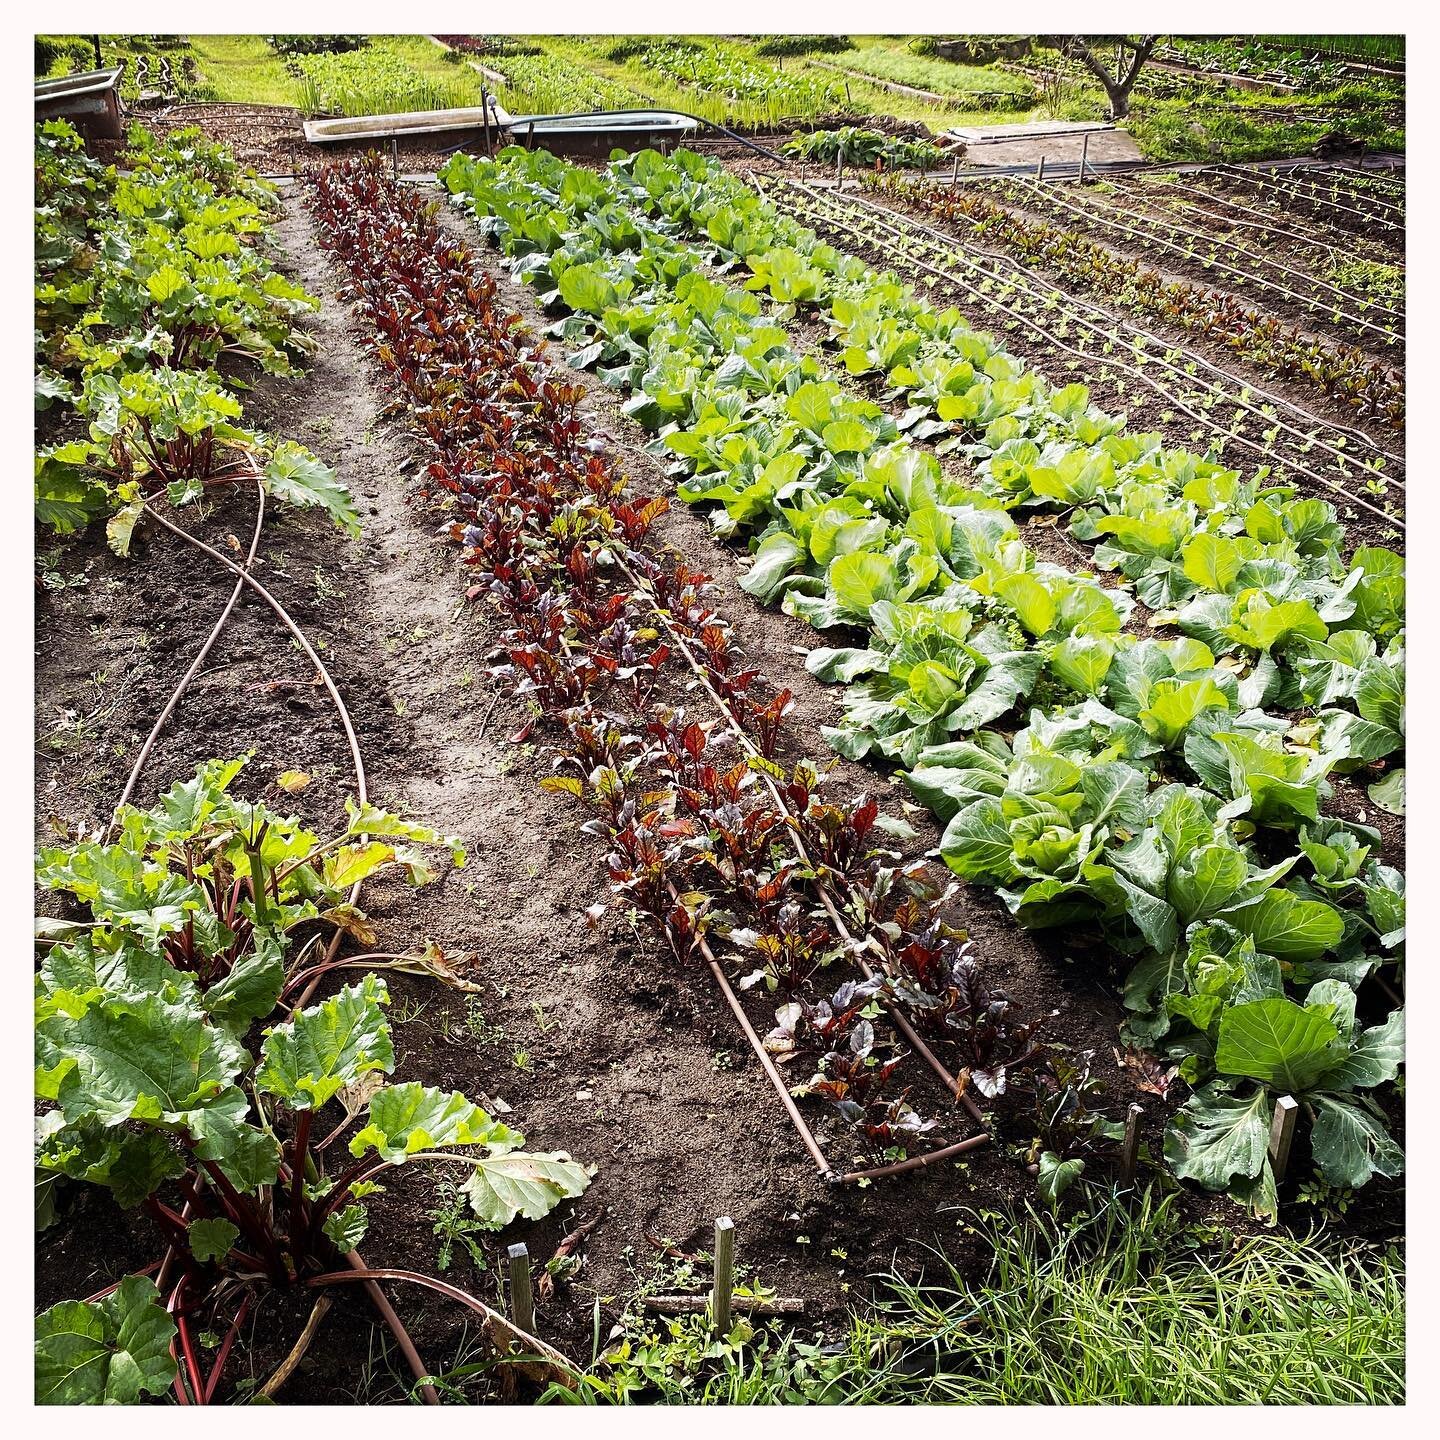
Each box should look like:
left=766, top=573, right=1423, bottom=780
left=35, top=67, right=126, bottom=141
left=303, top=99, right=511, bottom=145
left=507, top=110, right=700, bottom=157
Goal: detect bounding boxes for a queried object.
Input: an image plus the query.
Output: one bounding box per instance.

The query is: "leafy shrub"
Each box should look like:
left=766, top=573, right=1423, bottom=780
left=784, top=126, right=944, bottom=170
left=266, top=34, right=366, bottom=56
left=754, top=35, right=855, bottom=57
left=35, top=757, right=589, bottom=1403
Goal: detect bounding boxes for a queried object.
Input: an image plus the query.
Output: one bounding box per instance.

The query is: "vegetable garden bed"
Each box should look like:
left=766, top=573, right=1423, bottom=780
left=33, top=74, right=1406, bottom=1401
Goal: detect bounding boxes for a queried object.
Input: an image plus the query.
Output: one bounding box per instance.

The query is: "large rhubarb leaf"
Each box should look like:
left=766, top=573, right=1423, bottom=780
left=349, top=1082, right=519, bottom=1163
left=256, top=975, right=394, bottom=1110
left=35, top=1276, right=177, bottom=1405
left=460, top=1151, right=593, bottom=1227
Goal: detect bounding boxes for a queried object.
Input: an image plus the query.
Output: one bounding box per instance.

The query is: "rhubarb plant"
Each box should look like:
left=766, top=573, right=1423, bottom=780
left=36, top=762, right=587, bottom=1403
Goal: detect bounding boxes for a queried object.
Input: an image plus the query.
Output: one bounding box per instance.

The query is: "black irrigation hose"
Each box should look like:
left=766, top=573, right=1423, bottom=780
left=764, top=176, right=1403, bottom=528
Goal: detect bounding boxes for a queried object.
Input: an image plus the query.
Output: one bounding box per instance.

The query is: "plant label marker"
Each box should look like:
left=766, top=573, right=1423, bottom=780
left=711, top=1216, right=736, bottom=1339
left=506, top=1242, right=535, bottom=1337
left=1269, top=1096, right=1300, bottom=1183
left=1119, top=1103, right=1143, bottom=1184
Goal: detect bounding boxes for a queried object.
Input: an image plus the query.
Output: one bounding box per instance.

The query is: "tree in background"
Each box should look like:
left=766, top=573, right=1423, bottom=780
left=1055, top=35, right=1160, bottom=119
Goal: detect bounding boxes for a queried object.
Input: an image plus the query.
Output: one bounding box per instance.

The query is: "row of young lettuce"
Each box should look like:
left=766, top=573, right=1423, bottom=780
left=33, top=124, right=590, bottom=1404
left=438, top=144, right=1406, bottom=1219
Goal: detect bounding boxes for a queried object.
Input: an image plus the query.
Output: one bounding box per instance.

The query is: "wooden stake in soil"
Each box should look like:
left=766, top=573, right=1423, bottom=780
left=835, top=149, right=843, bottom=192
left=951, top=154, right=960, bottom=185
left=507, top=1243, right=536, bottom=1337
left=390, top=138, right=398, bottom=182
left=1268, top=1095, right=1300, bottom=1183
left=1078, top=130, right=1090, bottom=184
left=1119, top=1102, right=1143, bottom=1184
left=711, top=1217, right=736, bottom=1340
left=1037, top=153, right=1046, bottom=182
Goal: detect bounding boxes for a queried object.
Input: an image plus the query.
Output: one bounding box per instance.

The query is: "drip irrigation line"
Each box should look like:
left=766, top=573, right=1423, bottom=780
left=699, top=921, right=836, bottom=1178
left=1246, top=165, right=1407, bottom=226
left=310, top=1266, right=578, bottom=1386
left=105, top=481, right=267, bottom=841
left=608, top=549, right=986, bottom=1127
left=1130, top=177, right=1357, bottom=266
left=812, top=178, right=1406, bottom=473
left=1204, top=164, right=1404, bottom=230
left=1330, top=163, right=1406, bottom=194
left=1238, top=162, right=1407, bottom=218
left=1147, top=173, right=1404, bottom=262
left=1003, top=174, right=1403, bottom=345
left=765, top=176, right=1404, bottom=528
left=835, top=1132, right=991, bottom=1183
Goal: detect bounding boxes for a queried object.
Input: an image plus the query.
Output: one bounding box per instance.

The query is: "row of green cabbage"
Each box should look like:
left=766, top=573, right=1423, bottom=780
left=444, top=148, right=1403, bottom=769
left=441, top=148, right=1404, bottom=1213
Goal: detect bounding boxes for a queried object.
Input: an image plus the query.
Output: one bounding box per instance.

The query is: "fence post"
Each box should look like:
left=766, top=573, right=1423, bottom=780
left=1119, top=1102, right=1143, bottom=1184
left=507, top=1242, right=535, bottom=1336
left=1268, top=1095, right=1299, bottom=1183
left=711, top=1217, right=736, bottom=1339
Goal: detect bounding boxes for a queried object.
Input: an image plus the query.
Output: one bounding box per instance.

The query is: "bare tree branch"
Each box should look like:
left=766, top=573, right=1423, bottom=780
left=1060, top=34, right=1160, bottom=119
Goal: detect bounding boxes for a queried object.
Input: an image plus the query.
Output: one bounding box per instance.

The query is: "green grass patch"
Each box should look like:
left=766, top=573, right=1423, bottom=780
left=188, top=34, right=305, bottom=106
left=548, top=1194, right=1404, bottom=1404
left=834, top=42, right=1035, bottom=103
